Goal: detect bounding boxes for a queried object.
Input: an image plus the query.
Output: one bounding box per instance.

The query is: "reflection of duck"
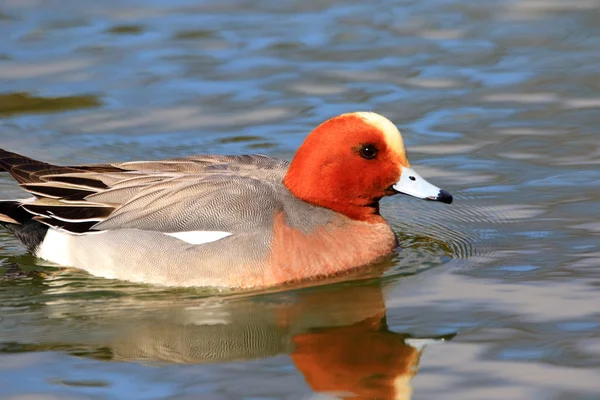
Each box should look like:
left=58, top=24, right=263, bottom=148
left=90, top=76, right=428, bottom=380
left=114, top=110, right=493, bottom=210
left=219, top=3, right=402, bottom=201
left=292, top=315, right=422, bottom=400
left=0, top=112, right=452, bottom=289
left=10, top=280, right=452, bottom=399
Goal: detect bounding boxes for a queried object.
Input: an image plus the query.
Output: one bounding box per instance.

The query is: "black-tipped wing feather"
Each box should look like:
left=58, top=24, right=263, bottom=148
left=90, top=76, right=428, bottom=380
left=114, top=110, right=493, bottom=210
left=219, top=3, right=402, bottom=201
left=21, top=183, right=98, bottom=200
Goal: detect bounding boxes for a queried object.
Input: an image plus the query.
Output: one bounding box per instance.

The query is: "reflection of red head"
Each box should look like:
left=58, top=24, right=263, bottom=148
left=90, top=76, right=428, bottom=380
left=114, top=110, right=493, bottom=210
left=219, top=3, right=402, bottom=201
left=291, top=315, right=421, bottom=400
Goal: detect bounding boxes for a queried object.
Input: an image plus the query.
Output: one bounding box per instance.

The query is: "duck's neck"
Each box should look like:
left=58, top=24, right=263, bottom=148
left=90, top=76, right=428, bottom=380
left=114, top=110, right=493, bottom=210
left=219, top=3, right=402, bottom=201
left=283, top=163, right=384, bottom=224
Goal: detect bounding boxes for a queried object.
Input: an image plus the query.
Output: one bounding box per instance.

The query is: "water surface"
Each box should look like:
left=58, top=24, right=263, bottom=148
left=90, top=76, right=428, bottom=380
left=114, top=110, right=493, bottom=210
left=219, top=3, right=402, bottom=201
left=1, top=0, right=600, bottom=399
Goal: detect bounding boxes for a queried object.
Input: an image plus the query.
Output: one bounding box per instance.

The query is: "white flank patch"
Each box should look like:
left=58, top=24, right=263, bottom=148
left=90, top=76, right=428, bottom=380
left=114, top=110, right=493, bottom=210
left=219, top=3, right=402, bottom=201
left=165, top=231, right=232, bottom=245
left=36, top=228, right=74, bottom=266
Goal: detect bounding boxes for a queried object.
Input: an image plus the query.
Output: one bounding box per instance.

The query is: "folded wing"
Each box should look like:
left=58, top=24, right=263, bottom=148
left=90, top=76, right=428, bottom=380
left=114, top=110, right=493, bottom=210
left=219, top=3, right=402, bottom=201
left=0, top=148, right=288, bottom=235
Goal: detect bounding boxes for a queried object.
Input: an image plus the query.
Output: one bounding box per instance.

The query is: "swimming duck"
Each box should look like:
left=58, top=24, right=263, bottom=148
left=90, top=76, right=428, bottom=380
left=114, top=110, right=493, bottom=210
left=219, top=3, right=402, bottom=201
left=0, top=112, right=452, bottom=288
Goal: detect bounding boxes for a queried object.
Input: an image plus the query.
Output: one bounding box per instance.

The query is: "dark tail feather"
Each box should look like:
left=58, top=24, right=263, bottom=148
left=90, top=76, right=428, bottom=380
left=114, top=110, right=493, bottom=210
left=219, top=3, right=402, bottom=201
left=0, top=148, right=81, bottom=184
left=0, top=200, right=48, bottom=251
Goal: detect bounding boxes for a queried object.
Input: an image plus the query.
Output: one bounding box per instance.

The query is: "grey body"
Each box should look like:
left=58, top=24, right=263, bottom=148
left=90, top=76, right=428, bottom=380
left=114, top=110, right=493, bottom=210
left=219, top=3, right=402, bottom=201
left=0, top=150, right=385, bottom=288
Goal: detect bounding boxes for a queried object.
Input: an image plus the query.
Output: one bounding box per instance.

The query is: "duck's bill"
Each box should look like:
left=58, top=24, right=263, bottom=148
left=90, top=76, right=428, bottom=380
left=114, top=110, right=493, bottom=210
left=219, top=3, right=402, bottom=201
left=392, top=167, right=453, bottom=204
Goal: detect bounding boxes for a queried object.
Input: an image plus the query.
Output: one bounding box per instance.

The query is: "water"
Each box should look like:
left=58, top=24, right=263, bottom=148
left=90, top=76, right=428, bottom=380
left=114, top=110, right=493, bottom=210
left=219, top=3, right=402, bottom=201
left=1, top=0, right=600, bottom=398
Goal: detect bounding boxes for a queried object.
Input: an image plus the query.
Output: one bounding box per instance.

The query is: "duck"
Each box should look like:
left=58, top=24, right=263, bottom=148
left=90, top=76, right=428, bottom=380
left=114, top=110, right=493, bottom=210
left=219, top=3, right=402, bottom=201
left=0, top=112, right=452, bottom=288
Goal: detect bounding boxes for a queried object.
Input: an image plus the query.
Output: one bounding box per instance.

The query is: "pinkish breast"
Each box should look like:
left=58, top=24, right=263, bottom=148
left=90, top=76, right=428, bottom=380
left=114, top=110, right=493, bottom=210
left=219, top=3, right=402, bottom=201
left=266, top=212, right=397, bottom=285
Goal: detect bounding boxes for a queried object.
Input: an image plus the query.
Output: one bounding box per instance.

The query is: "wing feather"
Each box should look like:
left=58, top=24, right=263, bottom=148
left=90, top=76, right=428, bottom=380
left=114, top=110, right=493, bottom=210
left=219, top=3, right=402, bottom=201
left=21, top=183, right=98, bottom=200
left=92, top=175, right=280, bottom=233
left=1, top=148, right=289, bottom=234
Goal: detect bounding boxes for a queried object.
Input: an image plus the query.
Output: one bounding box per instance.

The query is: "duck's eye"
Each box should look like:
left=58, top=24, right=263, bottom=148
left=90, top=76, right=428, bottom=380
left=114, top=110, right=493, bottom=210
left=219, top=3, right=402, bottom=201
left=359, top=144, right=378, bottom=160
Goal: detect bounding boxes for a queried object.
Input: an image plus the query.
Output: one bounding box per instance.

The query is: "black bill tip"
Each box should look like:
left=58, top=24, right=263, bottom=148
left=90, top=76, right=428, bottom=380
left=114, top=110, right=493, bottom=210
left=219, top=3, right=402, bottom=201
left=436, top=189, right=453, bottom=204
left=427, top=189, right=453, bottom=204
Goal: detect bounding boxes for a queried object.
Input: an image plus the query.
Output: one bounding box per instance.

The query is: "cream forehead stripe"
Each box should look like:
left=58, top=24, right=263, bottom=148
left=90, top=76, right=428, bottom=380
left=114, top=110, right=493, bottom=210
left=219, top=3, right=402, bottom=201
left=352, top=112, right=407, bottom=160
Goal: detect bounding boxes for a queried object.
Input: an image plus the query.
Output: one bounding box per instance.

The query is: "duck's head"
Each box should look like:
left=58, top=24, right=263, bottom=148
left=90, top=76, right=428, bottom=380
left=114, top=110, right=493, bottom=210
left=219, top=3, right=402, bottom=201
left=283, top=112, right=452, bottom=222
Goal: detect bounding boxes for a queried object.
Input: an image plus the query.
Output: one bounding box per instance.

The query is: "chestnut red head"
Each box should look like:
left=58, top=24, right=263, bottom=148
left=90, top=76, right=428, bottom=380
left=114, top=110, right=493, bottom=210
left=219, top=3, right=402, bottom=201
left=284, top=112, right=452, bottom=222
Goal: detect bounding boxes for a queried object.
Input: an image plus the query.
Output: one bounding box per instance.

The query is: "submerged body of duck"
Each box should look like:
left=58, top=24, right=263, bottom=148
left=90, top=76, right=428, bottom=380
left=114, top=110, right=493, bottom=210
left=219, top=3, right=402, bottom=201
left=0, top=112, right=452, bottom=288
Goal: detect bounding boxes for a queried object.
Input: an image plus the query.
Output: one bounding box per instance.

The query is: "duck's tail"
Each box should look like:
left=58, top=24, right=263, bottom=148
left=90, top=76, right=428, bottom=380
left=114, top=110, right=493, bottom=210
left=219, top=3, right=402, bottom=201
left=0, top=200, right=48, bottom=251
left=0, top=147, right=59, bottom=185
left=0, top=148, right=51, bottom=251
